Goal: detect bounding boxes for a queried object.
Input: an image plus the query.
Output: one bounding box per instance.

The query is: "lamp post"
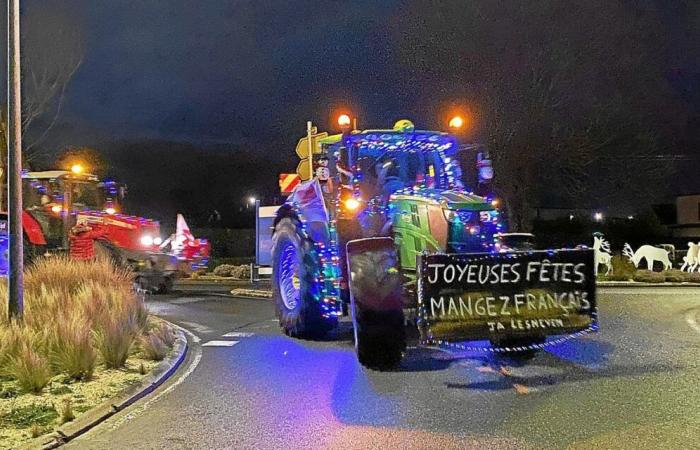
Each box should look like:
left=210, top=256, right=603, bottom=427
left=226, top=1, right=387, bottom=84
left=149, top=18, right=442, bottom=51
left=7, top=0, right=24, bottom=319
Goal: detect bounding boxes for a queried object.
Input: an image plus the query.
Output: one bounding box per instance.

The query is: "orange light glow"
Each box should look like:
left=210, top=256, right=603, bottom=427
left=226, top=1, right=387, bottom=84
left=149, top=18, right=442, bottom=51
left=71, top=164, right=84, bottom=174
left=344, top=197, right=361, bottom=211
left=491, top=199, right=499, bottom=208
left=51, top=204, right=62, bottom=214
left=448, top=116, right=464, bottom=129
left=337, top=114, right=351, bottom=128
left=105, top=207, right=116, bottom=215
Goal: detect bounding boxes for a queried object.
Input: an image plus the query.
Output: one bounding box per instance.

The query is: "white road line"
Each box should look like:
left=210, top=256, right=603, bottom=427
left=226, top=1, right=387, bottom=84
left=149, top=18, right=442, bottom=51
left=180, top=321, right=215, bottom=335
left=222, top=331, right=255, bottom=338
left=106, top=323, right=203, bottom=430
left=202, top=340, right=239, bottom=347
left=685, top=309, right=700, bottom=334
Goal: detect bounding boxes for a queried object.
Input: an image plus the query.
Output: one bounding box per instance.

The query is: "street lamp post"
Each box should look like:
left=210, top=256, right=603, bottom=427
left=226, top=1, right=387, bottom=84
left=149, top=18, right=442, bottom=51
left=7, top=0, right=24, bottom=319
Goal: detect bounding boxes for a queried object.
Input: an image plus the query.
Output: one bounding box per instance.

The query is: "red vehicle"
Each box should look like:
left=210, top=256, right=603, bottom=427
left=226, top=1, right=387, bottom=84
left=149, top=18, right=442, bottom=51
left=0, top=169, right=208, bottom=292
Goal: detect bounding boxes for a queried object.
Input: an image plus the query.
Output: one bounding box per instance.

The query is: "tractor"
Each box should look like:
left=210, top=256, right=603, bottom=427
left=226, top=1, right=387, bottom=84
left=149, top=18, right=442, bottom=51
left=0, top=169, right=209, bottom=292
left=271, top=119, right=597, bottom=370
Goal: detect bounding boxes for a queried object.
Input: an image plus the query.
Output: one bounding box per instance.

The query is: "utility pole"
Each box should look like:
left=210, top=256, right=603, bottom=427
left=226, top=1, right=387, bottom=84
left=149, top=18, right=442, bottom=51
left=7, top=0, right=24, bottom=319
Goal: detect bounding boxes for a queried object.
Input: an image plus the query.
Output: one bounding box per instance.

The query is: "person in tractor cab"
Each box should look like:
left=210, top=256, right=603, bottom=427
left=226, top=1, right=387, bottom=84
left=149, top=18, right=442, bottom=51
left=69, top=222, right=107, bottom=260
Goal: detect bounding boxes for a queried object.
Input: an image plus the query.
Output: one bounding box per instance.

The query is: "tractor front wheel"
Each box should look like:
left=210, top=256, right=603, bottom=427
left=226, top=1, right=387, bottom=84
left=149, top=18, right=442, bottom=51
left=271, top=218, right=337, bottom=338
left=346, top=238, right=406, bottom=370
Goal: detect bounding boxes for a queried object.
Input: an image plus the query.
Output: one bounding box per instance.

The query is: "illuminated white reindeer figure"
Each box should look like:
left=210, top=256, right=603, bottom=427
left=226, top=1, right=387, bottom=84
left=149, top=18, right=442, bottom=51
left=623, top=243, right=672, bottom=271
left=593, top=235, right=613, bottom=276
left=680, top=242, right=699, bottom=272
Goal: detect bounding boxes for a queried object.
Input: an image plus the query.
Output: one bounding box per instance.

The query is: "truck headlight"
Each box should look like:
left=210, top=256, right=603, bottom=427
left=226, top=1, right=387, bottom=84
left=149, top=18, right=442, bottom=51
left=140, top=235, right=154, bottom=246
left=153, top=237, right=163, bottom=246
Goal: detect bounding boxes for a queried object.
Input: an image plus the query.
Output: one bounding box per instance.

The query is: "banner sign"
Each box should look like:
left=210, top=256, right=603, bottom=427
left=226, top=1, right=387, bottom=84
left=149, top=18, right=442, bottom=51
left=417, top=249, right=597, bottom=342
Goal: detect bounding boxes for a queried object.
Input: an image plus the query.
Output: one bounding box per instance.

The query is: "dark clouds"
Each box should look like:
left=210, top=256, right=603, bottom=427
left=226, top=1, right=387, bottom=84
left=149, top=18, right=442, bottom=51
left=58, top=0, right=402, bottom=144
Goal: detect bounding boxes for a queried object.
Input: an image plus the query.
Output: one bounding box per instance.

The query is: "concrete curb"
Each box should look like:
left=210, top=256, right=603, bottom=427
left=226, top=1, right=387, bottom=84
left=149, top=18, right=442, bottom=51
left=24, top=321, right=188, bottom=450
left=230, top=288, right=272, bottom=299
left=597, top=281, right=700, bottom=288
left=175, top=278, right=254, bottom=286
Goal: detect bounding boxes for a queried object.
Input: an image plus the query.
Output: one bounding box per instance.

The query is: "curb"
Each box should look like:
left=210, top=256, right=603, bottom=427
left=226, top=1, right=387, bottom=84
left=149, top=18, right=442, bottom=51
left=230, top=288, right=272, bottom=299
left=25, top=321, right=188, bottom=450
left=175, top=278, right=257, bottom=286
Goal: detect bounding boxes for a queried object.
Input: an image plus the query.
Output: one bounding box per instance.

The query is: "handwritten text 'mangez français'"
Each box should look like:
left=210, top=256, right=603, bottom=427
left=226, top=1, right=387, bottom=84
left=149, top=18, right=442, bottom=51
left=425, top=260, right=588, bottom=286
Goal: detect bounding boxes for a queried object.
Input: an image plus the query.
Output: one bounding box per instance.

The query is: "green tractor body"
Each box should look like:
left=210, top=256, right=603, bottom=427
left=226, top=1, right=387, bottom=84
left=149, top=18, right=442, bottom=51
left=270, top=120, right=596, bottom=369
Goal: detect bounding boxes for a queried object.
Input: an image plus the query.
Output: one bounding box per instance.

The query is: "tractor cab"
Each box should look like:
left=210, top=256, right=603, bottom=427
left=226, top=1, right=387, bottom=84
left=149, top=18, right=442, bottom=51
left=322, top=121, right=502, bottom=268
left=22, top=170, right=125, bottom=249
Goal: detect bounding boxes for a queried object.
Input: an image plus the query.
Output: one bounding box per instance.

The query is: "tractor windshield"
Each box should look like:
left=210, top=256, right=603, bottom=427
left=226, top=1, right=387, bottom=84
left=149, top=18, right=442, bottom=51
left=356, top=148, right=457, bottom=195
left=70, top=181, right=102, bottom=210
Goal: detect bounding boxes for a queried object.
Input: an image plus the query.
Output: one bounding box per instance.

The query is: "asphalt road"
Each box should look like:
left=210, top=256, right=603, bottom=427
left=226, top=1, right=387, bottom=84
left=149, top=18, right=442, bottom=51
left=69, top=287, right=700, bottom=450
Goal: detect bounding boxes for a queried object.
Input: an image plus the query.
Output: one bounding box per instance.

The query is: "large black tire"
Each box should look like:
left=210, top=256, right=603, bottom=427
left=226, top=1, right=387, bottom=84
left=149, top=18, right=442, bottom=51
left=271, top=218, right=337, bottom=338
left=23, top=239, right=45, bottom=268
left=354, top=308, right=406, bottom=370
left=157, top=275, right=174, bottom=294
left=347, top=238, right=406, bottom=370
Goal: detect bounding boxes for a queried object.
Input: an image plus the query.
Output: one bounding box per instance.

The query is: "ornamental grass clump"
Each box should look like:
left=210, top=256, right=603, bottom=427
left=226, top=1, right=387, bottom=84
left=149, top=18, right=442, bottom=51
left=8, top=343, right=52, bottom=394
left=0, top=255, right=151, bottom=384
left=139, top=334, right=168, bottom=361
left=48, top=315, right=96, bottom=381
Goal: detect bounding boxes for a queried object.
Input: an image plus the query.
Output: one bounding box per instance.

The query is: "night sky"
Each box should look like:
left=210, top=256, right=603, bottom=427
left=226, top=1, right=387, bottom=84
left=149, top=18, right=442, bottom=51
left=56, top=0, right=412, bottom=143
left=5, top=1, right=700, bottom=226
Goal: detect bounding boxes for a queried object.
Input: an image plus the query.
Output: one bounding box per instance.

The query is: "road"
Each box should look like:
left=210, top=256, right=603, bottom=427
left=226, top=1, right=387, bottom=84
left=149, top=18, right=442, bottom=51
left=70, top=287, right=700, bottom=450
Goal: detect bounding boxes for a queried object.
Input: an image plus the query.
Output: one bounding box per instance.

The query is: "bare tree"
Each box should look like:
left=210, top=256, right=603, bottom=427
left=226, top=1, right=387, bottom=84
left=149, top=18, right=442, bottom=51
left=0, top=4, right=82, bottom=208
left=393, top=0, right=682, bottom=229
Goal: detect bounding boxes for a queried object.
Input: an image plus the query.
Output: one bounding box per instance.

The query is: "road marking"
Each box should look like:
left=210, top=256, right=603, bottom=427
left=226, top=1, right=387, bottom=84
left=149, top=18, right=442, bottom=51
left=180, top=321, right=215, bottom=335
left=106, top=323, right=203, bottom=430
left=222, top=331, right=255, bottom=338
left=202, top=340, right=239, bottom=347
left=685, top=309, right=700, bottom=334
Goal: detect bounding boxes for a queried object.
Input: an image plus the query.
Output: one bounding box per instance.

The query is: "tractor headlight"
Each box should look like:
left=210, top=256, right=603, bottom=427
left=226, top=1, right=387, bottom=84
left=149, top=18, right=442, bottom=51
left=140, top=235, right=154, bottom=246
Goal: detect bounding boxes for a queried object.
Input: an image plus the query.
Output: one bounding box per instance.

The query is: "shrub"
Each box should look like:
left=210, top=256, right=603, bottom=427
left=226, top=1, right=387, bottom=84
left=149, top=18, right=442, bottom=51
left=140, top=334, right=168, bottom=361
left=603, top=256, right=637, bottom=281
left=8, top=344, right=52, bottom=393
left=684, top=271, right=700, bottom=283
left=49, top=316, right=96, bottom=381
left=59, top=398, right=75, bottom=424
left=94, top=312, right=138, bottom=369
left=151, top=321, right=176, bottom=348
left=633, top=270, right=666, bottom=283
left=664, top=269, right=686, bottom=283
left=213, top=264, right=236, bottom=277
left=212, top=264, right=251, bottom=279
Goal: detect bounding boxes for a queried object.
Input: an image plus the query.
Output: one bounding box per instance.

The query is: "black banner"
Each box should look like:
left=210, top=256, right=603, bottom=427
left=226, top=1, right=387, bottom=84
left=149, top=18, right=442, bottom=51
left=417, top=249, right=597, bottom=342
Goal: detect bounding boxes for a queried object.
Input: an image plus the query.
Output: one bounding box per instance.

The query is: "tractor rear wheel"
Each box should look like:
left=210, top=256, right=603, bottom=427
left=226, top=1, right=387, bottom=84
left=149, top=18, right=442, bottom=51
left=271, top=218, right=337, bottom=338
left=347, top=238, right=406, bottom=370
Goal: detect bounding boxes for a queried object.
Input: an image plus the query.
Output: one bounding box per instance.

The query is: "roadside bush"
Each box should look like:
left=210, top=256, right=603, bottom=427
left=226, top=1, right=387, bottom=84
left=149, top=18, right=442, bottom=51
left=683, top=271, right=700, bottom=283
left=663, top=269, right=686, bottom=283
left=0, top=256, right=156, bottom=391
left=94, top=311, right=138, bottom=369
left=48, top=316, right=96, bottom=381
left=151, top=321, right=176, bottom=348
left=604, top=256, right=637, bottom=281
left=212, top=264, right=251, bottom=279
left=213, top=264, right=236, bottom=277
left=140, top=334, right=168, bottom=361
left=633, top=270, right=666, bottom=283
left=8, top=344, right=51, bottom=393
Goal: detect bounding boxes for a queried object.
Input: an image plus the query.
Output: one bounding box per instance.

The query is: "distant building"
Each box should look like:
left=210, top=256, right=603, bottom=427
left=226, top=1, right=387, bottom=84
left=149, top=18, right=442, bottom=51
left=670, top=194, right=700, bottom=238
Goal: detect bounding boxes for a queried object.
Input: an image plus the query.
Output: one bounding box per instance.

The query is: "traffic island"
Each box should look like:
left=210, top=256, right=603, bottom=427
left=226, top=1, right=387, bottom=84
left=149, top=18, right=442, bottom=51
left=0, top=257, right=187, bottom=449
left=21, top=324, right=187, bottom=450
